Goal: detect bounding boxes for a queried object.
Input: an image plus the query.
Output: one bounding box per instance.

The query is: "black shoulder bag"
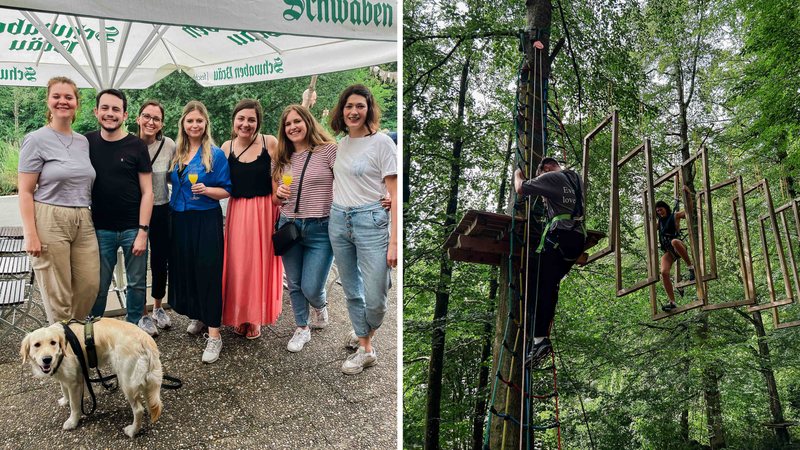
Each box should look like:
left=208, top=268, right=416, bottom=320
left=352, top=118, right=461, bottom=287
left=272, top=151, right=313, bottom=256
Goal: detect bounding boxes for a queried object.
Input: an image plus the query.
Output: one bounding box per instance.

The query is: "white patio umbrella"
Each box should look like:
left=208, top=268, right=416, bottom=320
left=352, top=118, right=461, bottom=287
left=0, top=1, right=397, bottom=90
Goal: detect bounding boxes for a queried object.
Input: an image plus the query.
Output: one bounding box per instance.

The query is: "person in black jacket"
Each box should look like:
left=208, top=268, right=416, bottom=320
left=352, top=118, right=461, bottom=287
left=514, top=157, right=586, bottom=368
left=655, top=200, right=695, bottom=312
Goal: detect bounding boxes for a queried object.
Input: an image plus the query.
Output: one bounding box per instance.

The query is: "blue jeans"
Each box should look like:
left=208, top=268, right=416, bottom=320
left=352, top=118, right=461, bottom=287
left=329, top=201, right=392, bottom=338
left=278, top=215, right=335, bottom=327
left=91, top=228, right=148, bottom=324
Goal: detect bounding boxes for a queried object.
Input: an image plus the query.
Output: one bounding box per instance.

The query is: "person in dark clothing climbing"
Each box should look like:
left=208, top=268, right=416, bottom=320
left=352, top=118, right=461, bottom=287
left=655, top=200, right=695, bottom=312
left=514, top=157, right=586, bottom=368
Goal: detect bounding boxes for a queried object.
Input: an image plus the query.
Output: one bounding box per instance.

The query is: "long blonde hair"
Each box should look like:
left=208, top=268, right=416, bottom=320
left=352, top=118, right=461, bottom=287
left=45, top=77, right=80, bottom=124
left=171, top=101, right=215, bottom=173
left=274, top=104, right=335, bottom=182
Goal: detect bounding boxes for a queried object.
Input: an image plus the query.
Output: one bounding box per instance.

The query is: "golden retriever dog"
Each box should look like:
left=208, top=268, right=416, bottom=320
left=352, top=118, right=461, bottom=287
left=20, top=318, right=162, bottom=437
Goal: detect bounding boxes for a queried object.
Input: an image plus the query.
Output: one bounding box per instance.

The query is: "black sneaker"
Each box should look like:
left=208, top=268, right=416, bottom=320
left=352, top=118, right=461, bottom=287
left=661, top=302, right=677, bottom=312
left=688, top=268, right=695, bottom=281
left=524, top=338, right=552, bottom=369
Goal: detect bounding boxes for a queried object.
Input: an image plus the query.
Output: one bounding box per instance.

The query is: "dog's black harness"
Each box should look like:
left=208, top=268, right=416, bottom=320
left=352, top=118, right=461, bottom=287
left=58, top=317, right=182, bottom=416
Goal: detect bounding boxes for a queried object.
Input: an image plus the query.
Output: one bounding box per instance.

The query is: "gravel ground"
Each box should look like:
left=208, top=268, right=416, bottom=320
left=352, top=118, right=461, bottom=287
left=1, top=267, right=397, bottom=450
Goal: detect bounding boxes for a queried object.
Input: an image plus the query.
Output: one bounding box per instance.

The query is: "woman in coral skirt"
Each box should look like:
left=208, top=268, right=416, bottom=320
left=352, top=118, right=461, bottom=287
left=221, top=99, right=283, bottom=339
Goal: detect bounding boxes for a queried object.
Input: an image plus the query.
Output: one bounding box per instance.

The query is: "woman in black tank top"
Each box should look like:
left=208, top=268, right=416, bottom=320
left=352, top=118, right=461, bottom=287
left=654, top=200, right=695, bottom=312
left=219, top=99, right=284, bottom=339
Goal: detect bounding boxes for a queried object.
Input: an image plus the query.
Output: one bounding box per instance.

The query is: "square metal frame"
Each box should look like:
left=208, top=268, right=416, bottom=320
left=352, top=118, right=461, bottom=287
left=732, top=179, right=794, bottom=312
left=614, top=139, right=658, bottom=297
left=581, top=110, right=619, bottom=265
left=697, top=176, right=755, bottom=311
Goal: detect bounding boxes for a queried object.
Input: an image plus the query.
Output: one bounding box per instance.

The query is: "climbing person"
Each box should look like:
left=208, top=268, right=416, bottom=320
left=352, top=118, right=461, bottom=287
left=513, top=157, right=586, bottom=369
left=655, top=200, right=695, bottom=312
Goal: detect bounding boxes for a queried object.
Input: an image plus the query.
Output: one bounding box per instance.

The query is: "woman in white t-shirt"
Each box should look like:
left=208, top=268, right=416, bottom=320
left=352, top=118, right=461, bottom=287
left=328, top=84, right=398, bottom=375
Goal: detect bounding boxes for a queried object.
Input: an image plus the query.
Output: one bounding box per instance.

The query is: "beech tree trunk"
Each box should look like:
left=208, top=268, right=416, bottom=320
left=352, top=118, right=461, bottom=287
left=751, top=312, right=791, bottom=446
left=424, top=46, right=473, bottom=450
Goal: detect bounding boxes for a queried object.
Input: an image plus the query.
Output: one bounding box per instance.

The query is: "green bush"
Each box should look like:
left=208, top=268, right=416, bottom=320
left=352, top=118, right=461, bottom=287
left=0, top=140, right=19, bottom=195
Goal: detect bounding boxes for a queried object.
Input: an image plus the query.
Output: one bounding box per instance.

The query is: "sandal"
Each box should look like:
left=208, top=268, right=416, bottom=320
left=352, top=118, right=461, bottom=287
left=247, top=324, right=261, bottom=340
left=234, top=323, right=249, bottom=336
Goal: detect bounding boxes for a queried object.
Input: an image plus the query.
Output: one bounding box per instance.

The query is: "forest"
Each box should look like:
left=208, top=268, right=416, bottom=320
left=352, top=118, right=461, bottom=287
left=403, top=0, right=800, bottom=449
left=0, top=63, right=397, bottom=194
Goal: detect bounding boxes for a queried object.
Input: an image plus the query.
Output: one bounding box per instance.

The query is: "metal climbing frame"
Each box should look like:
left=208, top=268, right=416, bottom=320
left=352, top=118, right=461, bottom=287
left=696, top=175, right=755, bottom=311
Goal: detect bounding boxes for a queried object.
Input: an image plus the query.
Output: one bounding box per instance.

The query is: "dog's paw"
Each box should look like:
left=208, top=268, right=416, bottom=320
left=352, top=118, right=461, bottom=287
left=62, top=418, right=79, bottom=430
left=57, top=397, right=68, bottom=407
left=123, top=424, right=140, bottom=438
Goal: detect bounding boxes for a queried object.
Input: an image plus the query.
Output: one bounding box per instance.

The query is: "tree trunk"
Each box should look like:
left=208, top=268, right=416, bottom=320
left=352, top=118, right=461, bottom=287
left=698, top=316, right=726, bottom=449
left=752, top=312, right=791, bottom=446
left=424, top=46, right=473, bottom=450
left=489, top=1, right=552, bottom=447
left=472, top=137, right=514, bottom=450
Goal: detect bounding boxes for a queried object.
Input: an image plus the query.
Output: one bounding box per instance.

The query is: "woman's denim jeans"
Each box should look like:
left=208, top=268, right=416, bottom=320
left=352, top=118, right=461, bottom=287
left=329, top=201, right=391, bottom=338
left=278, top=215, right=334, bottom=327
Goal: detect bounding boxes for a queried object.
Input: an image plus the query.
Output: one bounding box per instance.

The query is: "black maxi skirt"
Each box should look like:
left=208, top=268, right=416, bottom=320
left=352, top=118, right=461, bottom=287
left=169, top=205, right=224, bottom=328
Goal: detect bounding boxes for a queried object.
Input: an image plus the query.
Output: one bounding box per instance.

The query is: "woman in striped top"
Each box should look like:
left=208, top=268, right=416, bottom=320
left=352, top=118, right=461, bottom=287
left=272, top=105, right=338, bottom=352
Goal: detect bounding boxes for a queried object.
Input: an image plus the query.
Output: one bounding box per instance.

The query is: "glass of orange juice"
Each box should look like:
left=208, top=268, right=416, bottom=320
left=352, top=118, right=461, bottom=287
left=281, top=164, right=292, bottom=205
left=188, top=172, right=199, bottom=200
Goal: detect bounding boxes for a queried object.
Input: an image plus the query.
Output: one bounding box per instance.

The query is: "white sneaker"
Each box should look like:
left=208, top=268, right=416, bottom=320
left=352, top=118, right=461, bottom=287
left=287, top=327, right=311, bottom=352
left=310, top=306, right=329, bottom=329
left=187, top=319, right=205, bottom=335
left=137, top=315, right=158, bottom=336
left=341, top=346, right=377, bottom=375
left=152, top=307, right=171, bottom=328
left=201, top=334, right=222, bottom=363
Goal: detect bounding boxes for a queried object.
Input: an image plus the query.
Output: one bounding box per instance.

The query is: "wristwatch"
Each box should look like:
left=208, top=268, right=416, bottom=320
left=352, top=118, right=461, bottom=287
left=138, top=225, right=150, bottom=232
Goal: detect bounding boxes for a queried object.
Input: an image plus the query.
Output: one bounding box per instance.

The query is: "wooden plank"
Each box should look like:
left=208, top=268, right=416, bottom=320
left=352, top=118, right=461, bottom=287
left=447, top=248, right=502, bottom=266
left=702, top=298, right=755, bottom=311
left=456, top=235, right=516, bottom=256
left=748, top=298, right=793, bottom=312
left=654, top=166, right=681, bottom=187
left=584, top=112, right=614, bottom=141
left=617, top=142, right=645, bottom=167
left=586, top=246, right=614, bottom=264
left=709, top=177, right=738, bottom=192
left=465, top=216, right=487, bottom=236
left=652, top=299, right=704, bottom=321
left=616, top=277, right=659, bottom=297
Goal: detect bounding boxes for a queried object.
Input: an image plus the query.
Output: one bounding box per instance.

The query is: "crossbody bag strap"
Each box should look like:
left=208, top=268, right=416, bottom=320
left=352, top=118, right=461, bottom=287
left=293, top=151, right=313, bottom=214
left=150, top=138, right=166, bottom=166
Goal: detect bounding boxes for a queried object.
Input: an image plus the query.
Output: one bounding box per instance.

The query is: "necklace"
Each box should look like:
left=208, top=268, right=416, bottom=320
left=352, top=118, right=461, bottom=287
left=48, top=125, right=74, bottom=156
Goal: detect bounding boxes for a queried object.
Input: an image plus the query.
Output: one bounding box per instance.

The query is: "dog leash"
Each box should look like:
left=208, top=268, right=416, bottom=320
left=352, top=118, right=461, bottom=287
left=60, top=318, right=182, bottom=416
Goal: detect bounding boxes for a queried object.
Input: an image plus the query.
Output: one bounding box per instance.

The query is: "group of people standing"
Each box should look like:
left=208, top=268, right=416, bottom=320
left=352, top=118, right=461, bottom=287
left=19, top=77, right=397, bottom=375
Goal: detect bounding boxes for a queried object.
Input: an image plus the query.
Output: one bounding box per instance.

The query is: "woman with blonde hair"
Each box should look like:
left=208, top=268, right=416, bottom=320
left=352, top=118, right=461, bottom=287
left=18, top=76, right=99, bottom=323
left=168, top=100, right=232, bottom=364
left=220, top=99, right=282, bottom=339
left=328, top=84, right=397, bottom=374
left=271, top=104, right=337, bottom=352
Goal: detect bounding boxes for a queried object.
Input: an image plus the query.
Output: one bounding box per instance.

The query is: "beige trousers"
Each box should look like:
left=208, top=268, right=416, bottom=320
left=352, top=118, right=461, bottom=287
left=30, top=202, right=100, bottom=324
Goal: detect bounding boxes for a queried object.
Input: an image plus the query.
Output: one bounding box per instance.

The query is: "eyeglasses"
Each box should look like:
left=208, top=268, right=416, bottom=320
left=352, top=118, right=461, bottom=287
left=140, top=113, right=162, bottom=124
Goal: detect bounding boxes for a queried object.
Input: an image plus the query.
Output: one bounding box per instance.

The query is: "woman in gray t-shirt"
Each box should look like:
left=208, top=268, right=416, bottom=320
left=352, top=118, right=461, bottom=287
left=18, top=77, right=99, bottom=324
left=134, top=100, right=176, bottom=335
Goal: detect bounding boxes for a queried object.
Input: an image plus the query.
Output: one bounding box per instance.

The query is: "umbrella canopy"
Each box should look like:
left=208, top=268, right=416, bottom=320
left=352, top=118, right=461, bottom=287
left=0, top=2, right=397, bottom=89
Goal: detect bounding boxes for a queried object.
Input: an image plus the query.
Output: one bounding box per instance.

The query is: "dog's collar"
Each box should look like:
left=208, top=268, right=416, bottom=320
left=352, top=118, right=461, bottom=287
left=49, top=352, right=64, bottom=376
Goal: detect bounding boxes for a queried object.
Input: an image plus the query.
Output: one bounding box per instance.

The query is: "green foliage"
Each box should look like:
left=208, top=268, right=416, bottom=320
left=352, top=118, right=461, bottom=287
left=405, top=0, right=800, bottom=449
left=0, top=65, right=397, bottom=194
left=0, top=140, right=19, bottom=195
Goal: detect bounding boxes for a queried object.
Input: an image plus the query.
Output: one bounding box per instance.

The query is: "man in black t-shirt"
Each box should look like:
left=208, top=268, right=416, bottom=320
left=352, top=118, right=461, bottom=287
left=87, top=89, right=154, bottom=333
left=514, top=158, right=586, bottom=368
